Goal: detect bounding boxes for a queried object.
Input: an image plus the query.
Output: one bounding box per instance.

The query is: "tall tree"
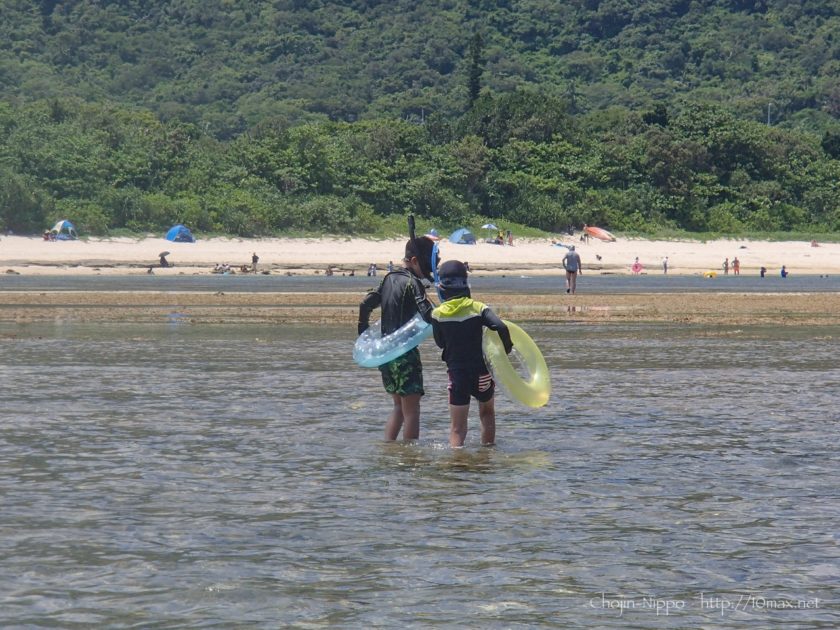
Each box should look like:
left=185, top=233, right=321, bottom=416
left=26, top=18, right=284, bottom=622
left=467, top=32, right=484, bottom=109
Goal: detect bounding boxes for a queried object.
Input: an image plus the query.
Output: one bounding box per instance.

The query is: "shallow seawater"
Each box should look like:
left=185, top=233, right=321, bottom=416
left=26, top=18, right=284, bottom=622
left=1, top=321, right=838, bottom=627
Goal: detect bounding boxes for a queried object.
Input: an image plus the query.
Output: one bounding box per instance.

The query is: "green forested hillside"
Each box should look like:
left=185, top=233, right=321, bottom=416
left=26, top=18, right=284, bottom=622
left=1, top=1, right=839, bottom=236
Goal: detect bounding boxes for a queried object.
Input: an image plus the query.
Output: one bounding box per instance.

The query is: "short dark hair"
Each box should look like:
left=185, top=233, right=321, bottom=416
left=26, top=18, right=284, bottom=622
left=405, top=236, right=435, bottom=280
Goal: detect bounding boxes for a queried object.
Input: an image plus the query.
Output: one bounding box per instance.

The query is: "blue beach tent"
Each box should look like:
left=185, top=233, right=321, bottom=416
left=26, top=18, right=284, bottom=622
left=448, top=228, right=476, bottom=244
left=165, top=224, right=195, bottom=243
left=51, top=219, right=78, bottom=240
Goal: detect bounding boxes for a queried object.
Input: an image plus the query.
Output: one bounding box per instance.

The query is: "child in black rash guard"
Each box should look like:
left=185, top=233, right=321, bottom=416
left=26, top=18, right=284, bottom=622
left=358, top=236, right=436, bottom=441
left=431, top=260, right=513, bottom=447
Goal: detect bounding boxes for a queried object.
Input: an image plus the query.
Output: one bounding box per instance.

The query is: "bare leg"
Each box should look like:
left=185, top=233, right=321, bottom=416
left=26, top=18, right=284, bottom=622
left=400, top=393, right=421, bottom=441
left=384, top=393, right=421, bottom=441
left=384, top=394, right=404, bottom=441
left=570, top=272, right=577, bottom=294
left=449, top=404, right=470, bottom=447
left=478, top=397, right=496, bottom=445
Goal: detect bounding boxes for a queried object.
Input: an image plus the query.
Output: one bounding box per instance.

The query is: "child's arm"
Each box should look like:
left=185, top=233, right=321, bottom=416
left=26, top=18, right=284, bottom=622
left=482, top=307, right=513, bottom=354
left=431, top=317, right=445, bottom=349
left=412, top=278, right=435, bottom=323
left=357, top=286, right=382, bottom=334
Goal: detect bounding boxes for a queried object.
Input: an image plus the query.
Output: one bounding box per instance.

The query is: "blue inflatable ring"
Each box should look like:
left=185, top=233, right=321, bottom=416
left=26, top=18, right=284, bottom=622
left=353, top=313, right=433, bottom=368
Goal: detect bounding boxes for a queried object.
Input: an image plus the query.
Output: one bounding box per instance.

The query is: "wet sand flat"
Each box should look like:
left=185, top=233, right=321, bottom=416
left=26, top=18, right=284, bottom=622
left=2, top=290, right=839, bottom=327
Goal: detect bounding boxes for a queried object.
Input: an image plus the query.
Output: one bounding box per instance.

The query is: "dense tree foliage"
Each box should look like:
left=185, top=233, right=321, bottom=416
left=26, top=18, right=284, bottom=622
left=4, top=0, right=839, bottom=133
left=1, top=1, right=839, bottom=236
left=2, top=94, right=838, bottom=236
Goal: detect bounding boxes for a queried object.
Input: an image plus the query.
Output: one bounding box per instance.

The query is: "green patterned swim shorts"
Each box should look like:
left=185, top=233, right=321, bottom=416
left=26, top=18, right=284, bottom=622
left=378, top=347, right=424, bottom=396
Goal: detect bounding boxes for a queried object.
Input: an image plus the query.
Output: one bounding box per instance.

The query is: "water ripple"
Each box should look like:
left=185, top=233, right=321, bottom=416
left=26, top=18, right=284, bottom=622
left=1, top=322, right=838, bottom=627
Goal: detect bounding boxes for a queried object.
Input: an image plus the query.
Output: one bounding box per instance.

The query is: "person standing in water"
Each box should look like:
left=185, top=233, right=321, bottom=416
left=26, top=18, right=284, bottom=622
left=562, top=245, right=582, bottom=293
left=431, top=260, right=512, bottom=447
left=358, top=230, right=436, bottom=441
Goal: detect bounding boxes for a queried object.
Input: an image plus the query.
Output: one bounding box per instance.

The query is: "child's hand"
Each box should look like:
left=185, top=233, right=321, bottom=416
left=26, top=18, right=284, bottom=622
left=357, top=322, right=369, bottom=335
left=504, top=340, right=514, bottom=354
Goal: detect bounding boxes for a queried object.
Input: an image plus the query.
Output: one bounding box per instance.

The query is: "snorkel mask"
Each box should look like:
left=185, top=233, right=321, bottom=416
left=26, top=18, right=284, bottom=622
left=407, top=215, right=441, bottom=297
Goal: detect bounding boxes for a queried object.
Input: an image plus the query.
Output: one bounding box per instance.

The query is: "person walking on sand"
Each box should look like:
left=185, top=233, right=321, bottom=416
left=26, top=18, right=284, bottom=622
left=781, top=265, right=788, bottom=278
left=662, top=256, right=669, bottom=274
left=732, top=257, right=740, bottom=275
left=358, top=234, right=436, bottom=441
left=562, top=245, right=582, bottom=294
left=431, top=260, right=512, bottom=447
left=723, top=258, right=729, bottom=275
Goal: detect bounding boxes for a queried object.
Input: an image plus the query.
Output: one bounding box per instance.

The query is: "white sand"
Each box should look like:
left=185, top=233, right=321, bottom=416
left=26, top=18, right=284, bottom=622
left=1, top=234, right=838, bottom=276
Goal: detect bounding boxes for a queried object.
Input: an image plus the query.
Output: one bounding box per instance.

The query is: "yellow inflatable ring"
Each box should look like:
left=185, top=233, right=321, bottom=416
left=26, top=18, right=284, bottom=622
left=703, top=271, right=717, bottom=278
left=483, top=321, right=551, bottom=408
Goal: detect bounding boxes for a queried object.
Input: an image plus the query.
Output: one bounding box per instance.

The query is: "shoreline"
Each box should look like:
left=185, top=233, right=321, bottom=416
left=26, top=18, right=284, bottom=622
left=2, top=234, right=840, bottom=277
left=3, top=234, right=839, bottom=327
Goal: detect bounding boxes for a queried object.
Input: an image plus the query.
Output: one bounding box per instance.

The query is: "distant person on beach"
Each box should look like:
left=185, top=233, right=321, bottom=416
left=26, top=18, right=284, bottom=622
left=760, top=266, right=767, bottom=278
left=631, top=257, right=643, bottom=274
left=431, top=260, right=512, bottom=448
left=251, top=252, right=259, bottom=272
left=723, top=258, right=729, bottom=275
left=325, top=266, right=333, bottom=276
left=562, top=245, right=582, bottom=294
left=387, top=260, right=394, bottom=272
left=732, top=257, right=740, bottom=275
left=662, top=256, right=669, bottom=274
left=358, top=236, right=436, bottom=441
left=159, top=254, right=171, bottom=268
left=506, top=230, right=513, bottom=246
left=781, top=265, right=788, bottom=278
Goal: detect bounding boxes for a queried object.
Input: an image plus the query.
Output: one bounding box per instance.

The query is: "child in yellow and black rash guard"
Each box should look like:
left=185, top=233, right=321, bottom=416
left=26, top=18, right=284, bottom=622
left=431, top=260, right=512, bottom=447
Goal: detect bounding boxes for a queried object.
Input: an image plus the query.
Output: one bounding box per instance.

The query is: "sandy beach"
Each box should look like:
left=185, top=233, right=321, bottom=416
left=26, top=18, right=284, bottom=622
left=1, top=234, right=839, bottom=277
left=2, top=234, right=839, bottom=326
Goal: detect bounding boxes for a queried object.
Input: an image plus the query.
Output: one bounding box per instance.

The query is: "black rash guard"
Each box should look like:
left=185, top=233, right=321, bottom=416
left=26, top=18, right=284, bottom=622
left=431, top=297, right=512, bottom=372
left=358, top=268, right=433, bottom=335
